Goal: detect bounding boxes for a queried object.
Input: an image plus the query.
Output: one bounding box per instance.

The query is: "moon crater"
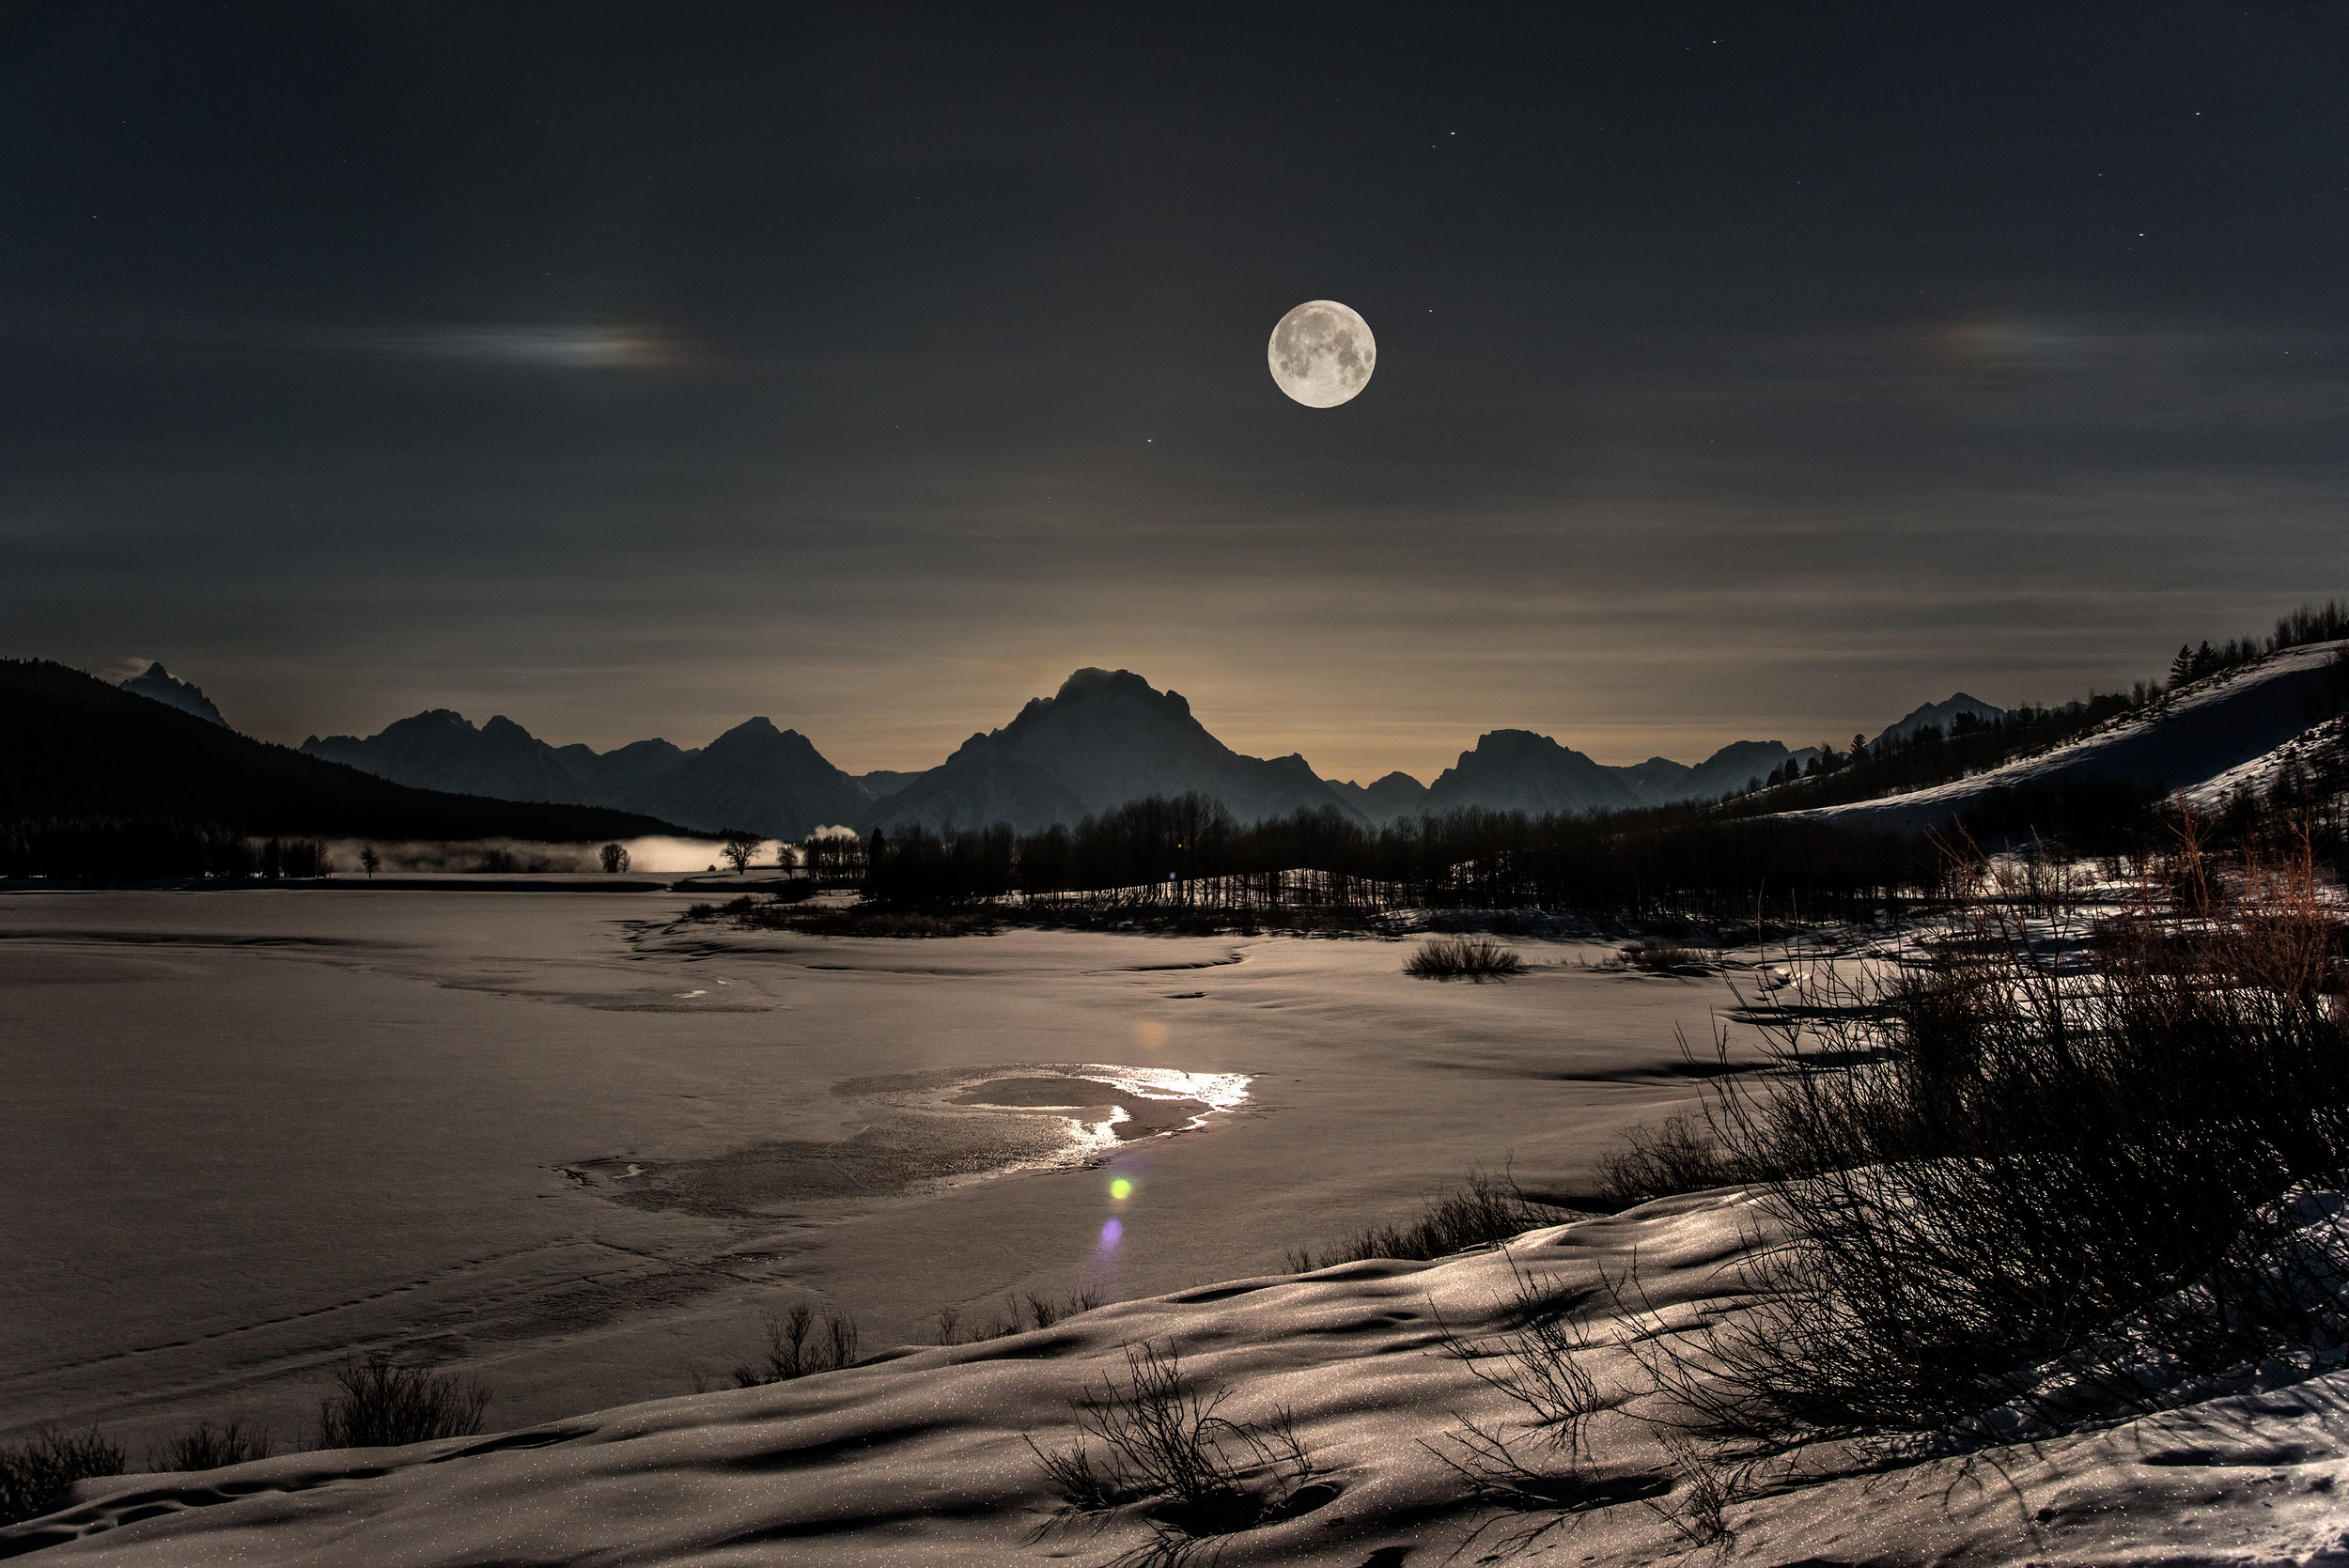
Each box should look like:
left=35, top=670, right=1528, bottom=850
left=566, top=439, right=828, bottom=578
left=1268, top=300, right=1376, bottom=408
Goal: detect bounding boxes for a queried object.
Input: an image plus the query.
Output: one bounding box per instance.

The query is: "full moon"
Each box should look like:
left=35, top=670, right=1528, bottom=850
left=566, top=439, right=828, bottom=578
left=1268, top=300, right=1376, bottom=408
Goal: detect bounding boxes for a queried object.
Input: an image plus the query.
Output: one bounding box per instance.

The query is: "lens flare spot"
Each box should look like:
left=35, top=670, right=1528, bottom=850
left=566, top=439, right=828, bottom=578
left=1130, top=1020, right=1169, bottom=1049
left=1100, top=1219, right=1124, bottom=1249
left=1109, top=1177, right=1134, bottom=1202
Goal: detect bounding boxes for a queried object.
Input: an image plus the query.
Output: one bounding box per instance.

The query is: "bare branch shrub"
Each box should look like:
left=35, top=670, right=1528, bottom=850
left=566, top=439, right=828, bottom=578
left=733, top=1302, right=861, bottom=1385
left=1597, top=1109, right=1744, bottom=1208
left=1405, top=935, right=1528, bottom=981
left=1026, top=1343, right=1313, bottom=1545
left=1287, top=1166, right=1574, bottom=1270
left=1613, top=818, right=2349, bottom=1441
left=316, top=1354, right=490, bottom=1449
left=0, top=1428, right=124, bottom=1527
left=936, top=1287, right=1105, bottom=1344
left=1641, top=1430, right=1743, bottom=1548
left=1423, top=1254, right=1677, bottom=1557
left=149, top=1421, right=272, bottom=1472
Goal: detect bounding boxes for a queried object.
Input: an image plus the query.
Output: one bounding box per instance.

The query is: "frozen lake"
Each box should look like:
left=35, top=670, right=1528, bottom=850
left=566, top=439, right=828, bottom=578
left=0, top=884, right=1762, bottom=1452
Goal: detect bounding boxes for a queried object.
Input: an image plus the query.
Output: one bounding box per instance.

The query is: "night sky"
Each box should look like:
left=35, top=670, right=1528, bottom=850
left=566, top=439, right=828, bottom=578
left=8, top=3, right=2349, bottom=782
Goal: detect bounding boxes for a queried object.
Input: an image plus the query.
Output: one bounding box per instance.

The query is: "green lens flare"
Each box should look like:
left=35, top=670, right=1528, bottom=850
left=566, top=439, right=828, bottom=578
left=1109, top=1177, right=1133, bottom=1201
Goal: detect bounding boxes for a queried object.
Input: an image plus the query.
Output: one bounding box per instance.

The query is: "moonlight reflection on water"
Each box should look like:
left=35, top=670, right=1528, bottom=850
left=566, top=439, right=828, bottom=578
left=575, top=1063, right=1251, bottom=1218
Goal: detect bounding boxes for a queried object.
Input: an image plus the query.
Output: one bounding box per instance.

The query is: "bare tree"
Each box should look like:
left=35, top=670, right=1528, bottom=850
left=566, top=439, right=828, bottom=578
left=599, top=842, right=630, bottom=874
left=721, top=831, right=761, bottom=875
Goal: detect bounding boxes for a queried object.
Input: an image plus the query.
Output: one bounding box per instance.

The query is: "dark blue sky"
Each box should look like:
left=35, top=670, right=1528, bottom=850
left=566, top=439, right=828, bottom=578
left=7, top=2, right=2348, bottom=779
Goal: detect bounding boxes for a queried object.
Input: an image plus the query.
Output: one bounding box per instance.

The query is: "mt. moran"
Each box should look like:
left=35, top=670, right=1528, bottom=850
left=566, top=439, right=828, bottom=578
left=867, top=668, right=1361, bottom=833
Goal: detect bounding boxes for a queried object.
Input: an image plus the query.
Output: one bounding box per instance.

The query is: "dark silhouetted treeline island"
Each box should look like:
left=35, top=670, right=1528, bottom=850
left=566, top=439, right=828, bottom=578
left=0, top=659, right=683, bottom=881
left=858, top=794, right=1947, bottom=924
left=841, top=755, right=2338, bottom=927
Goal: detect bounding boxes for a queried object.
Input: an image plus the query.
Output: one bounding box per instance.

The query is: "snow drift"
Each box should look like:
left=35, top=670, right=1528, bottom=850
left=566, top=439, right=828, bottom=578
left=9, top=1189, right=2347, bottom=1566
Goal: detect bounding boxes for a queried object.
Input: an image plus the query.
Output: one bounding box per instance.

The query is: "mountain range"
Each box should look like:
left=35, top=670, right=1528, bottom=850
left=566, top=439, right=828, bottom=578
left=8, top=660, right=675, bottom=842
left=270, top=666, right=1953, bottom=837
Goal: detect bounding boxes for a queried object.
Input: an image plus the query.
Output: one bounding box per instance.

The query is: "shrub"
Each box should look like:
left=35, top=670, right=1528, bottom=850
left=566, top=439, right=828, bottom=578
left=1405, top=936, right=1528, bottom=981
left=1596, top=1110, right=1743, bottom=1209
left=1427, top=1255, right=1609, bottom=1491
left=732, top=1303, right=861, bottom=1386
left=0, top=1428, right=124, bottom=1527
left=316, top=1354, right=490, bottom=1449
left=149, top=1421, right=272, bottom=1472
left=1287, top=1168, right=1573, bottom=1270
left=1630, top=822, right=2349, bottom=1439
left=1027, top=1343, right=1314, bottom=1543
left=936, top=1287, right=1105, bottom=1344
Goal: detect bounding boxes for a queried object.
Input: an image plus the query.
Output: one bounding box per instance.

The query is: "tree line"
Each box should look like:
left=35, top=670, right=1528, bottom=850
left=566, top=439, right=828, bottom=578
left=858, top=794, right=1952, bottom=923
left=0, top=816, right=332, bottom=882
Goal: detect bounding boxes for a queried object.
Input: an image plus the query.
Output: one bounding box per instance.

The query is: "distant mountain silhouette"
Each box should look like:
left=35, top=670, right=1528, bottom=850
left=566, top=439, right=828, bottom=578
left=1615, top=739, right=1800, bottom=805
left=119, top=661, right=226, bottom=726
left=854, top=769, right=924, bottom=801
left=640, top=719, right=871, bottom=838
left=304, top=710, right=596, bottom=806
left=1422, top=730, right=1643, bottom=816
left=1330, top=738, right=1792, bottom=822
left=549, top=737, right=702, bottom=811
left=5, top=660, right=677, bottom=840
left=869, top=668, right=1364, bottom=832
left=269, top=669, right=2065, bottom=839
left=1327, top=771, right=1430, bottom=825
left=1871, top=693, right=2006, bottom=749
left=305, top=711, right=863, bottom=839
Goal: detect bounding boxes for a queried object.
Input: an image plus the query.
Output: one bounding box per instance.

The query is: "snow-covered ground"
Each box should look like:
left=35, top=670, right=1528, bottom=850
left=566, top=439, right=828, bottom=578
left=0, top=888, right=1763, bottom=1462
left=11, top=1188, right=2347, bottom=1565
left=11, top=891, right=2349, bottom=1563
left=1801, top=639, right=2347, bottom=832
left=2175, top=714, right=2347, bottom=815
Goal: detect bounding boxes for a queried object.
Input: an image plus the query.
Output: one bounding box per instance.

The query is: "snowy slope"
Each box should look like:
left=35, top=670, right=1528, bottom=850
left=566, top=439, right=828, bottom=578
left=2176, top=714, right=2347, bottom=813
left=11, top=1189, right=2346, bottom=1566
left=1803, top=639, right=2348, bottom=832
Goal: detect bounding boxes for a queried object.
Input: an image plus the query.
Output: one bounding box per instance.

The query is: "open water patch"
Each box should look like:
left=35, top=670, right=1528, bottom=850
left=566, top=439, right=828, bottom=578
left=570, top=1063, right=1248, bottom=1219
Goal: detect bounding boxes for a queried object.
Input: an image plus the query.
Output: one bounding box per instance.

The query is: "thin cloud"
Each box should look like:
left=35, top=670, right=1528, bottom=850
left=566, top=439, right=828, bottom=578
left=366, top=326, right=692, bottom=371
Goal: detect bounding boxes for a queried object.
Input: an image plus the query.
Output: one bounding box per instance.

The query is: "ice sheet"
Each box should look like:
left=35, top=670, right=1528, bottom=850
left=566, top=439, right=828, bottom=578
left=0, top=889, right=1761, bottom=1453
